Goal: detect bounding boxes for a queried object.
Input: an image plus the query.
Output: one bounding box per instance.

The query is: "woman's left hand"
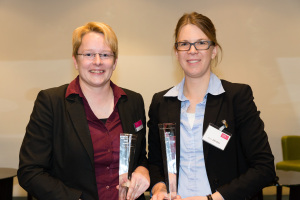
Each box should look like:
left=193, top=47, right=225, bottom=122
left=126, top=166, right=150, bottom=200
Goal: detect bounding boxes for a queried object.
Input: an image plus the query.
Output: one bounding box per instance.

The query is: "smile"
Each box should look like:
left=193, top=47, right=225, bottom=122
left=90, top=70, right=104, bottom=73
left=187, top=60, right=200, bottom=63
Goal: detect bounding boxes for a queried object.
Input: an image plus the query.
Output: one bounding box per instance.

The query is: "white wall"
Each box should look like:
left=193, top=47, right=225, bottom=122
left=0, top=0, right=299, bottom=196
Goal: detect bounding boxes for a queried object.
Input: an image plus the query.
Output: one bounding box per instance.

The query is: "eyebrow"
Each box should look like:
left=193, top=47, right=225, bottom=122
left=81, top=49, right=113, bottom=53
left=177, top=39, right=209, bottom=42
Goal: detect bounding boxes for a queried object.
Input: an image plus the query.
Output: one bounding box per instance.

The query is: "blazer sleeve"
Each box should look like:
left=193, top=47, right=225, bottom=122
left=216, top=84, right=275, bottom=200
left=18, top=89, right=82, bottom=200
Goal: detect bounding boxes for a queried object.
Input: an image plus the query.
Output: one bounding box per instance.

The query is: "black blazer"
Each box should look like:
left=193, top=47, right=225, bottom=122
left=148, top=80, right=275, bottom=200
left=18, top=84, right=148, bottom=200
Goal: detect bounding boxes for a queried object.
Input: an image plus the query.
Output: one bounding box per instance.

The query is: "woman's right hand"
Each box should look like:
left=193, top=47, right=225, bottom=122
left=151, top=172, right=178, bottom=200
left=150, top=182, right=169, bottom=200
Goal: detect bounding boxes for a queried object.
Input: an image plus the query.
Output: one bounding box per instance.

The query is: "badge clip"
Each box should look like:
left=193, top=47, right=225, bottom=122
left=219, top=120, right=228, bottom=131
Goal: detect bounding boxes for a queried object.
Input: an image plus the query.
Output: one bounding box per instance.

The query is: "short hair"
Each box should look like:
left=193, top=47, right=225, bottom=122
left=72, top=22, right=118, bottom=61
left=174, top=12, right=222, bottom=68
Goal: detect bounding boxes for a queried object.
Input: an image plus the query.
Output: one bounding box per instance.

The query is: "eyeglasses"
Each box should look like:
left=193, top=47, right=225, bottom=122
left=175, top=41, right=215, bottom=51
left=77, top=53, right=114, bottom=60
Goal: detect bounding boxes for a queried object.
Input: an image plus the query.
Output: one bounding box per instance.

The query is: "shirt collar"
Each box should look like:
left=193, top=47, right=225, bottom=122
left=65, top=76, right=84, bottom=98
left=164, top=72, right=225, bottom=101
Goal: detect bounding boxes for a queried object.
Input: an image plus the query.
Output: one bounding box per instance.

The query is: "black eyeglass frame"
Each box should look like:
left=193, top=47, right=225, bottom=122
left=175, top=41, right=215, bottom=51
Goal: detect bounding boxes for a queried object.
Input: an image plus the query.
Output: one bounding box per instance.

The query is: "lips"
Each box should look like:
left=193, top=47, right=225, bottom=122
left=90, top=70, right=104, bottom=73
left=187, top=59, right=200, bottom=64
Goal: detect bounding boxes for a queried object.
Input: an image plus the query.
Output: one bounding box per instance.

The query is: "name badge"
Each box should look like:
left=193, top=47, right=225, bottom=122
left=203, top=123, right=231, bottom=150
left=133, top=120, right=143, bottom=132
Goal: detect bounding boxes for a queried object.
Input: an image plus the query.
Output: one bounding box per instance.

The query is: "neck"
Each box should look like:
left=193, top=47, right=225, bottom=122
left=183, top=72, right=211, bottom=103
left=80, top=80, right=112, bottom=101
left=79, top=80, right=115, bottom=119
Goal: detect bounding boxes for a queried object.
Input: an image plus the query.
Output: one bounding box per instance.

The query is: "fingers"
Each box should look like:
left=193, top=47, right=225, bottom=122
left=150, top=182, right=173, bottom=200
left=118, top=173, right=130, bottom=200
left=173, top=195, right=182, bottom=199
left=126, top=171, right=150, bottom=200
left=130, top=182, right=141, bottom=199
left=119, top=173, right=129, bottom=186
left=150, top=192, right=169, bottom=200
left=118, top=185, right=128, bottom=200
left=126, top=176, right=136, bottom=200
left=126, top=177, right=141, bottom=200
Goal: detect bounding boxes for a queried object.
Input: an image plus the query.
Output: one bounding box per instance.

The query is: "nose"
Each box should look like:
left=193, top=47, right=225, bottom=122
left=93, top=53, right=102, bottom=65
left=188, top=43, right=198, bottom=54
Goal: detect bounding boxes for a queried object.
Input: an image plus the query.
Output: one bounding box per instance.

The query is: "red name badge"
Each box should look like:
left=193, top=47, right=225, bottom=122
left=134, top=120, right=143, bottom=132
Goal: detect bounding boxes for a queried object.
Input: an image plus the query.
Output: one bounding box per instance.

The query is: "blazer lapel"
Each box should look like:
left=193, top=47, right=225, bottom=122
left=117, top=95, right=143, bottom=179
left=203, top=93, right=224, bottom=161
left=66, top=95, right=95, bottom=165
left=117, top=96, right=136, bottom=134
left=166, top=97, right=181, bottom=133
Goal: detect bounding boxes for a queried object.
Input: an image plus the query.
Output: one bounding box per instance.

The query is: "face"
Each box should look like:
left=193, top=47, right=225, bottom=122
left=73, top=31, right=117, bottom=90
left=176, top=24, right=217, bottom=79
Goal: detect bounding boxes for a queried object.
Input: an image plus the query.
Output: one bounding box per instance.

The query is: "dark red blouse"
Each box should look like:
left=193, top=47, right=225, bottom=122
left=66, top=77, right=126, bottom=200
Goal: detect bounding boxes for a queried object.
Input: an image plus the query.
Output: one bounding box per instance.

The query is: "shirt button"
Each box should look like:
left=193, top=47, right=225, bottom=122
left=107, top=166, right=110, bottom=170
left=108, top=149, right=111, bottom=152
left=106, top=186, right=109, bottom=189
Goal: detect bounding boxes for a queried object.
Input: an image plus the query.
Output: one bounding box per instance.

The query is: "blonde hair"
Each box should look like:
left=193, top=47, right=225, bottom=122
left=72, top=22, right=118, bottom=61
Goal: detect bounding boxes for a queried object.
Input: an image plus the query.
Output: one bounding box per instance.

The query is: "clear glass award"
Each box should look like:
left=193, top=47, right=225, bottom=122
left=119, top=133, right=137, bottom=200
left=158, top=123, right=177, bottom=199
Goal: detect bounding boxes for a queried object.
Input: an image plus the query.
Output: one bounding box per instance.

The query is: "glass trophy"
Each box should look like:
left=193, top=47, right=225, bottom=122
left=158, top=123, right=177, bottom=199
left=119, top=133, right=137, bottom=200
